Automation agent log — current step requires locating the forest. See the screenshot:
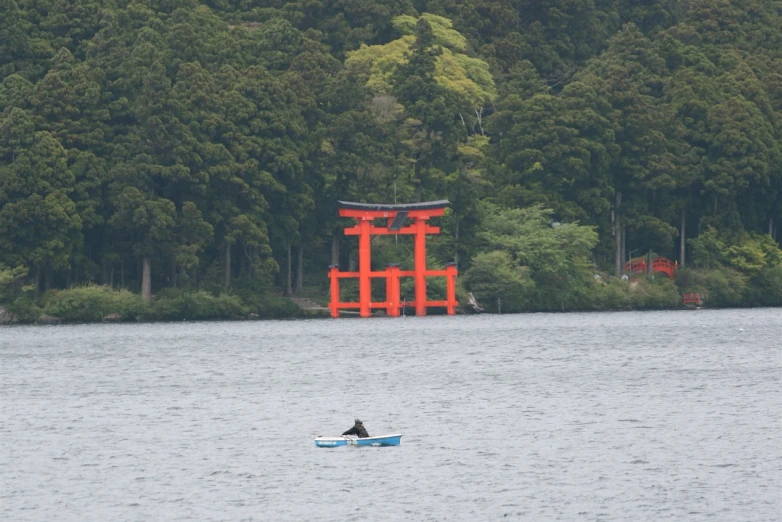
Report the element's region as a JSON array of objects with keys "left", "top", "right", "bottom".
[{"left": 1, "top": 0, "right": 781, "bottom": 322}]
